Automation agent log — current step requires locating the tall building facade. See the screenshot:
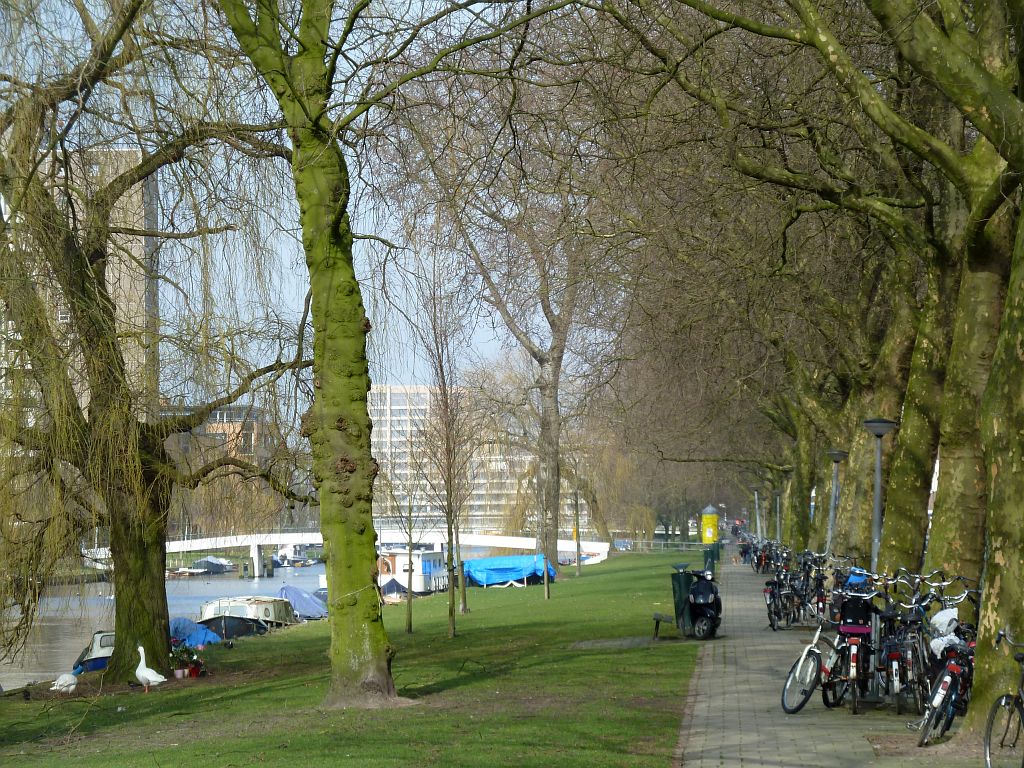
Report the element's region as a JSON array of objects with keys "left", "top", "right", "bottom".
[{"left": 368, "top": 384, "right": 590, "bottom": 539}]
